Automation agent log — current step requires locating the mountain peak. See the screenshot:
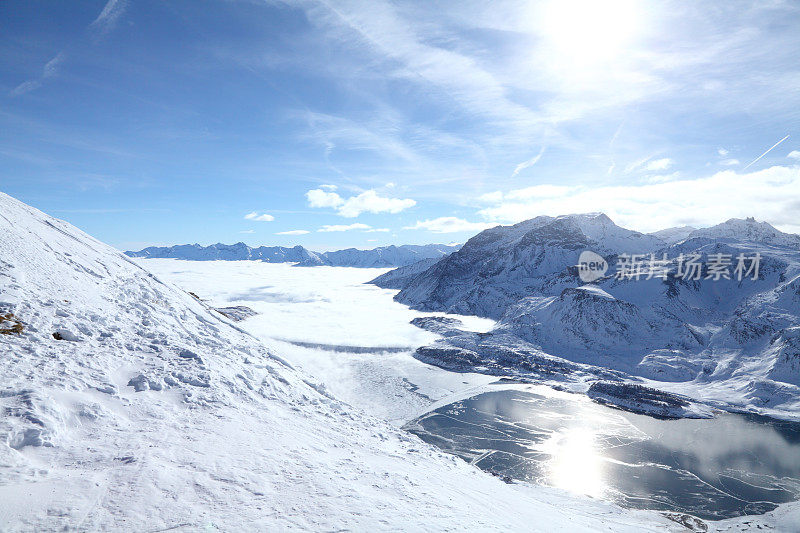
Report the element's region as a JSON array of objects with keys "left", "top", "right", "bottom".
[
  {"left": 125, "top": 242, "right": 460, "bottom": 267},
  {"left": 555, "top": 212, "right": 612, "bottom": 224},
  {"left": 688, "top": 218, "right": 799, "bottom": 246}
]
